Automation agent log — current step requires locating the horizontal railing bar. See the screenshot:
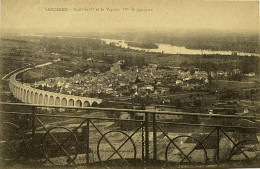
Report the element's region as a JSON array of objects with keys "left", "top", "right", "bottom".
[
  {"left": 1, "top": 102, "right": 259, "bottom": 120},
  {"left": 1, "top": 111, "right": 259, "bottom": 130},
  {"left": 213, "top": 108, "right": 237, "bottom": 110},
  {"left": 0, "top": 111, "right": 144, "bottom": 123},
  {"left": 154, "top": 121, "right": 259, "bottom": 130}
]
